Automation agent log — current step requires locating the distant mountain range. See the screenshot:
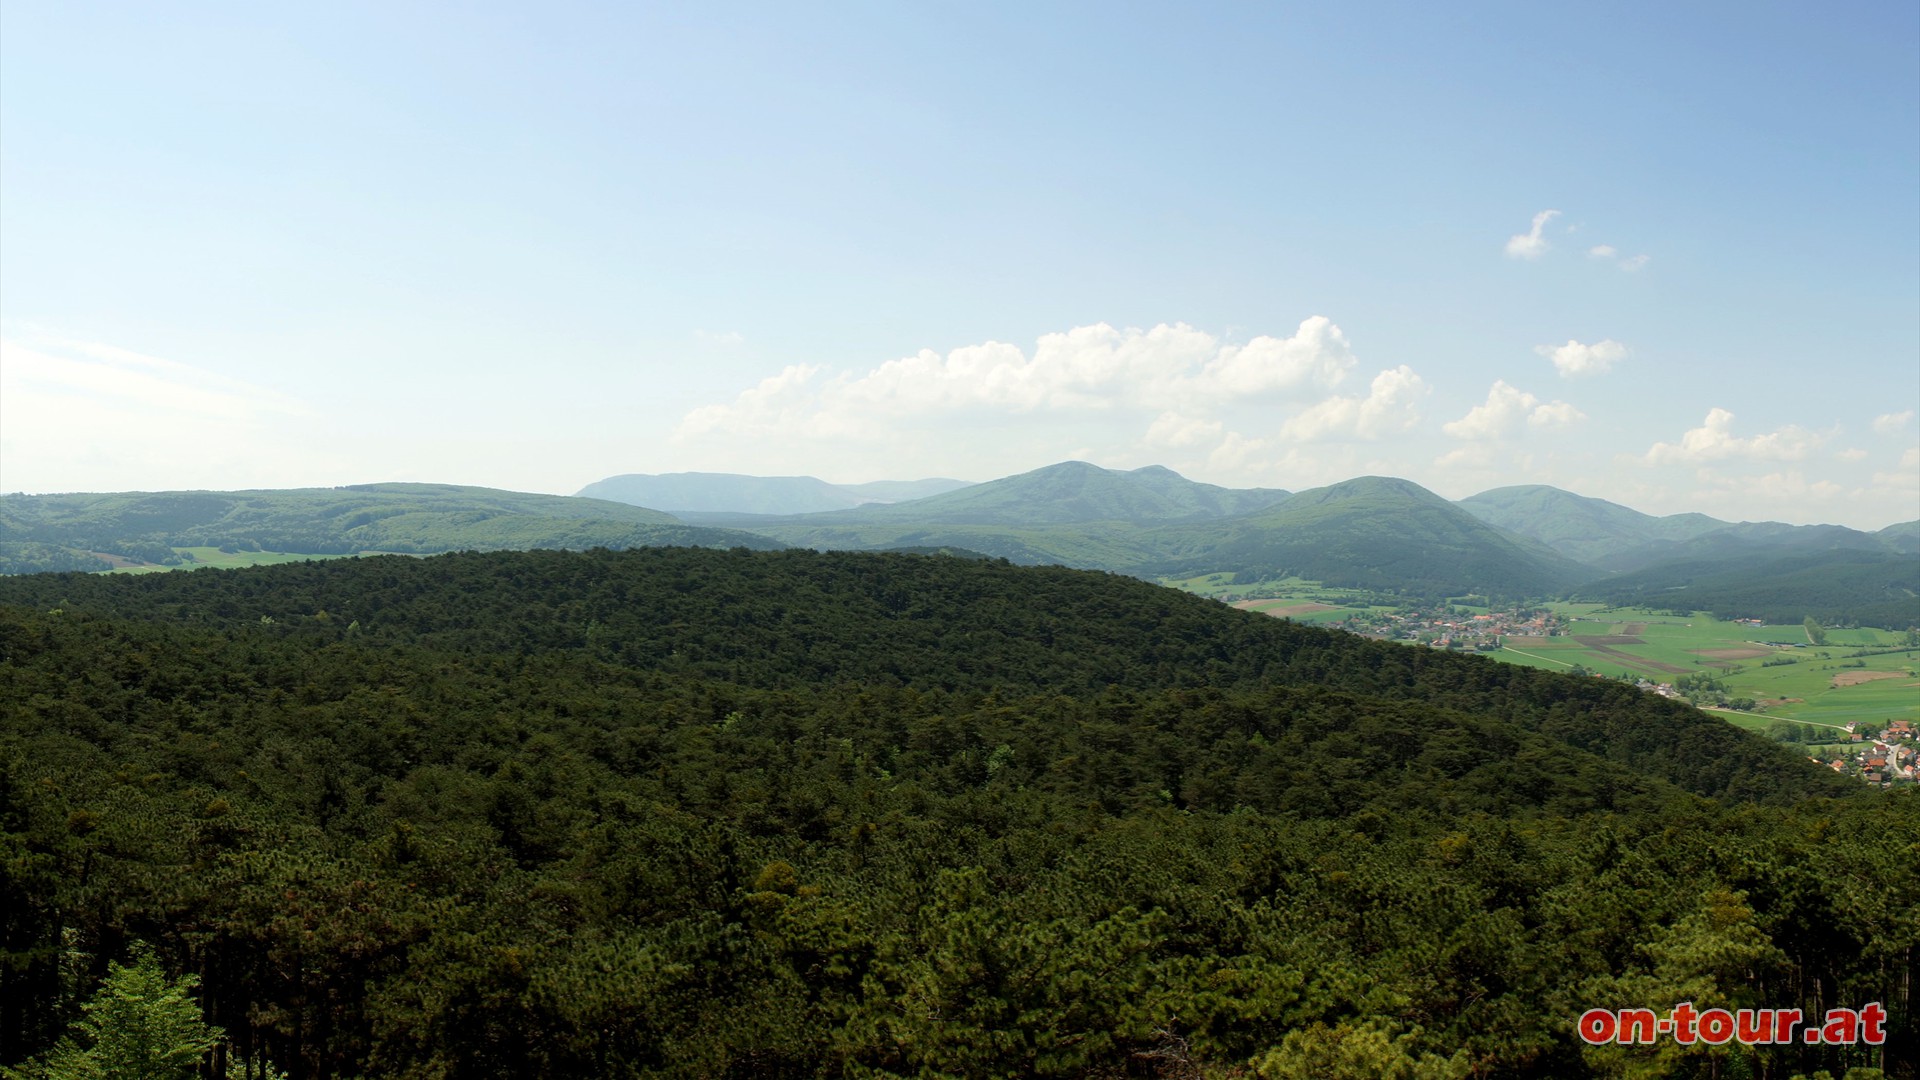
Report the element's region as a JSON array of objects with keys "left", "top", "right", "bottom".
[
  {"left": 1142, "top": 475, "right": 1594, "bottom": 597},
  {"left": 0, "top": 484, "right": 779, "bottom": 573},
  {"left": 7, "top": 465, "right": 1916, "bottom": 626},
  {"left": 576, "top": 472, "right": 973, "bottom": 515}
]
